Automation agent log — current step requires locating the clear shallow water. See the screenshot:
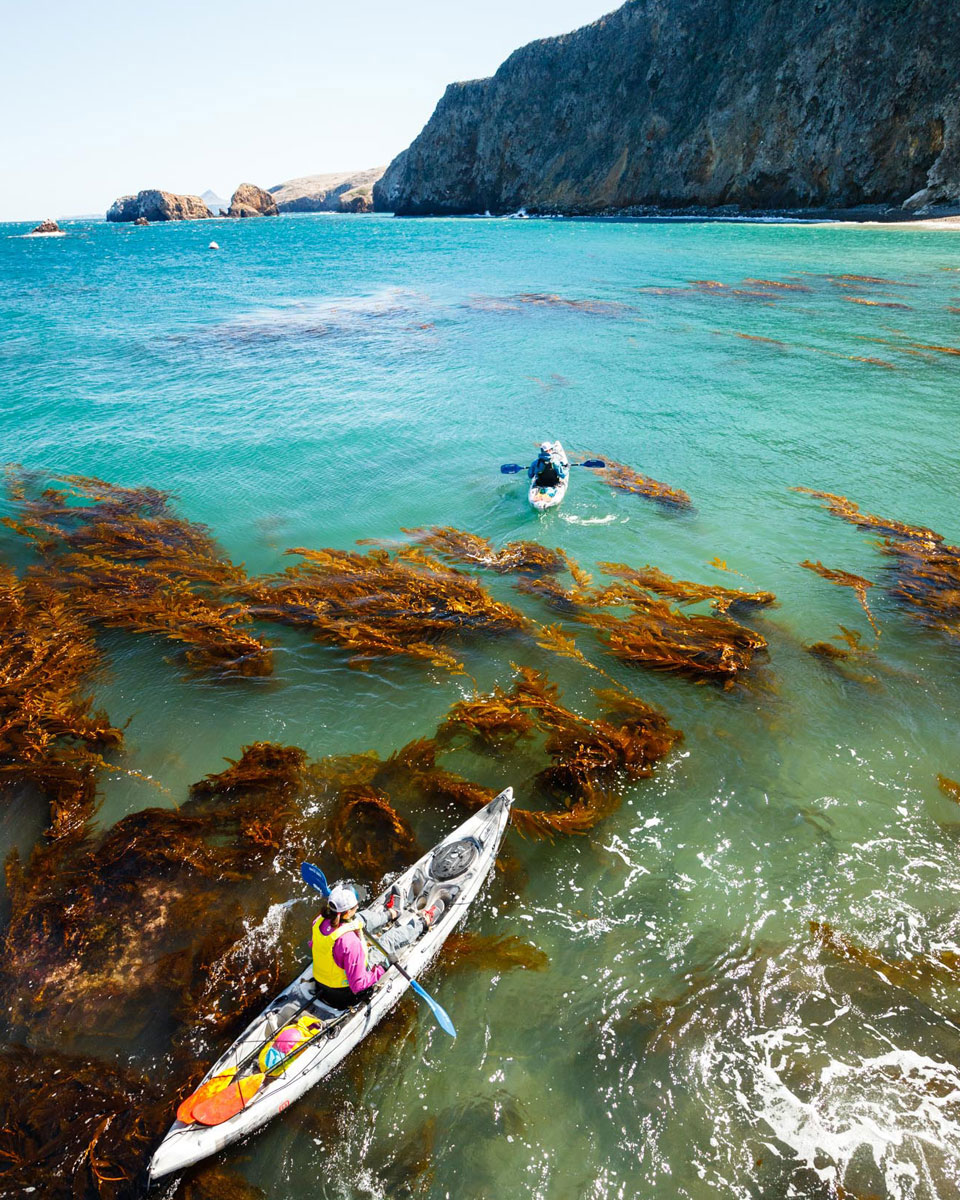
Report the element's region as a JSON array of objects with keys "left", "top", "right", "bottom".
[{"left": 2, "top": 213, "right": 960, "bottom": 1199}]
